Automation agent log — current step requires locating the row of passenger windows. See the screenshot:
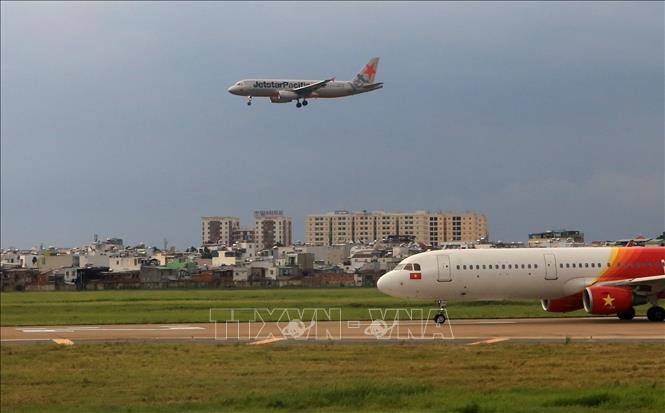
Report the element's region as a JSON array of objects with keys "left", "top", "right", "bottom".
[
  {"left": 560, "top": 261, "right": 660, "bottom": 269},
  {"left": 458, "top": 264, "right": 539, "bottom": 270},
  {"left": 562, "top": 262, "right": 602, "bottom": 269},
  {"left": 457, "top": 261, "right": 660, "bottom": 271},
  {"left": 397, "top": 261, "right": 660, "bottom": 272}
]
